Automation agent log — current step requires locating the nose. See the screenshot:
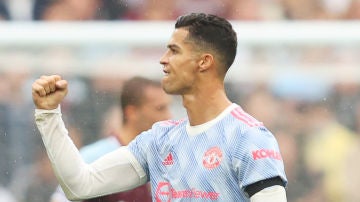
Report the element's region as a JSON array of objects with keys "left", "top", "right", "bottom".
[{"left": 159, "top": 50, "right": 169, "bottom": 65}]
